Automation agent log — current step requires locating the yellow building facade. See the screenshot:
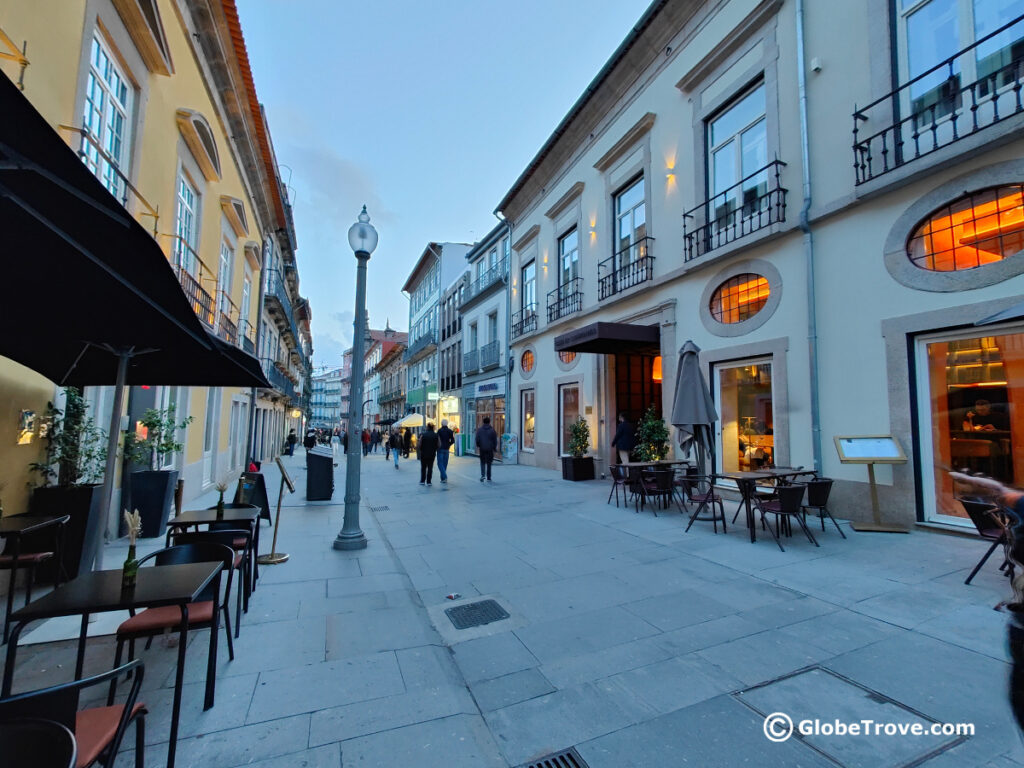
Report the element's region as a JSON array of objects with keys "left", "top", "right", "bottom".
[{"left": 0, "top": 0, "right": 311, "bottom": 534}]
